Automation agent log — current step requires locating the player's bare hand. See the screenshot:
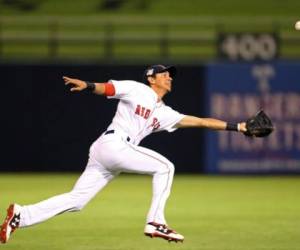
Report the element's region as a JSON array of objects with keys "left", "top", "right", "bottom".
[
  {"left": 63, "top": 76, "right": 87, "bottom": 92},
  {"left": 239, "top": 122, "right": 247, "bottom": 132}
]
